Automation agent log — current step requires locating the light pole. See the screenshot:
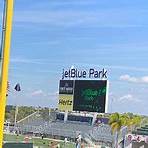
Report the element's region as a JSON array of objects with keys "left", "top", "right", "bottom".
[{"left": 14, "top": 83, "right": 21, "bottom": 126}]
